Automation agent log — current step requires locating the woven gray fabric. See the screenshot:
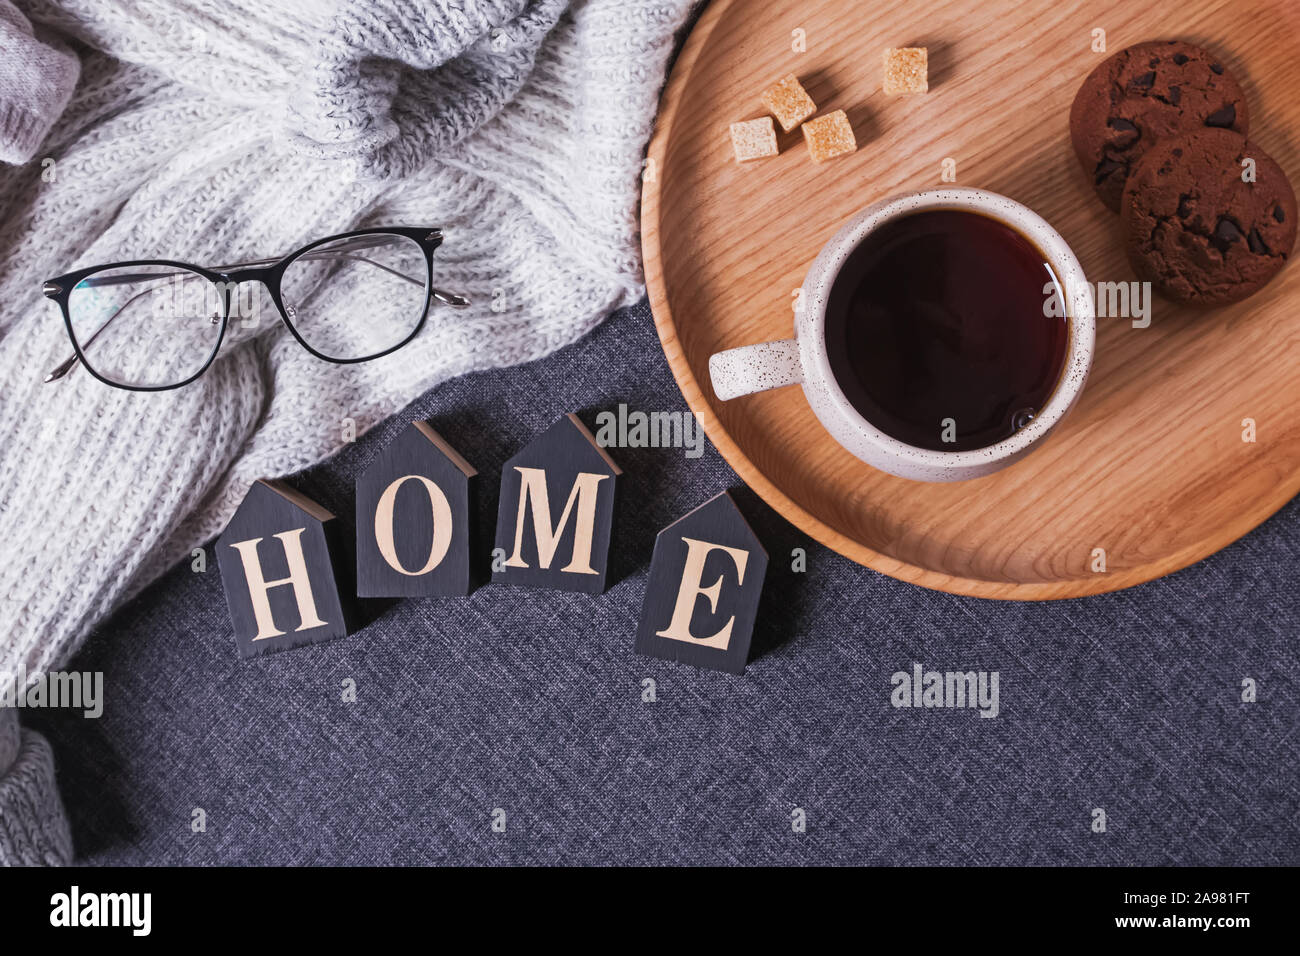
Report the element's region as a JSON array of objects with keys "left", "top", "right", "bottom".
[{"left": 27, "top": 300, "right": 1300, "bottom": 865}]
